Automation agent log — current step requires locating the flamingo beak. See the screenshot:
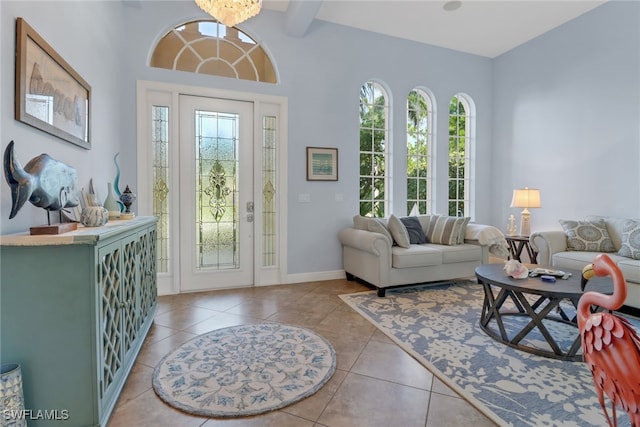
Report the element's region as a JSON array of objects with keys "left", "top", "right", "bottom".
[{"left": 581, "top": 263, "right": 595, "bottom": 291}]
